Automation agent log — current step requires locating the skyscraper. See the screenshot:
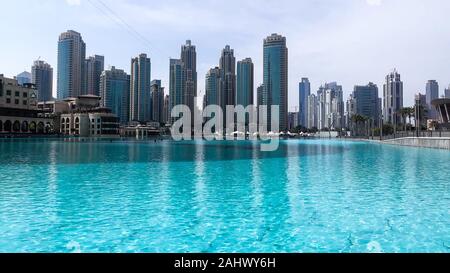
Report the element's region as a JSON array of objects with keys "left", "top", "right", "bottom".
[
  {"left": 100, "top": 66, "right": 130, "bottom": 124},
  {"left": 205, "top": 67, "right": 222, "bottom": 107},
  {"left": 353, "top": 82, "right": 380, "bottom": 126},
  {"left": 307, "top": 94, "right": 318, "bottom": 129},
  {"left": 383, "top": 69, "right": 403, "bottom": 125},
  {"left": 16, "top": 71, "right": 32, "bottom": 85},
  {"left": 298, "top": 78, "right": 311, "bottom": 127},
  {"left": 84, "top": 55, "right": 104, "bottom": 96},
  {"left": 220, "top": 45, "right": 236, "bottom": 109},
  {"left": 317, "top": 82, "right": 344, "bottom": 129},
  {"left": 257, "top": 84, "right": 264, "bottom": 108},
  {"left": 445, "top": 85, "right": 450, "bottom": 99},
  {"left": 151, "top": 80, "right": 165, "bottom": 124},
  {"left": 57, "top": 30, "right": 86, "bottom": 99},
  {"left": 180, "top": 40, "right": 197, "bottom": 117},
  {"left": 130, "top": 54, "right": 151, "bottom": 123},
  {"left": 169, "top": 59, "right": 185, "bottom": 123},
  {"left": 163, "top": 94, "right": 170, "bottom": 124},
  {"left": 236, "top": 58, "right": 254, "bottom": 107},
  {"left": 263, "top": 34, "right": 288, "bottom": 131},
  {"left": 426, "top": 80, "right": 439, "bottom": 119},
  {"left": 31, "top": 60, "right": 53, "bottom": 101}
]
